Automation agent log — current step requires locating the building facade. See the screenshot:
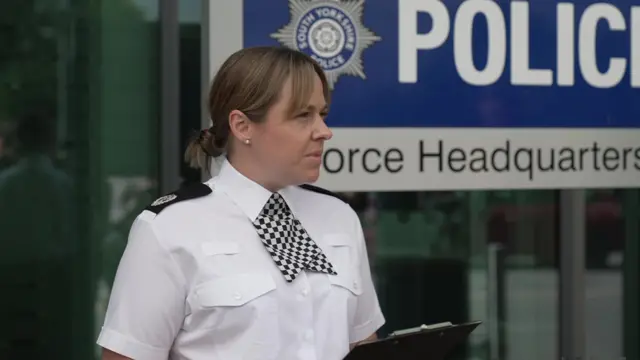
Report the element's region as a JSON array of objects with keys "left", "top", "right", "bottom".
[{"left": 0, "top": 1, "right": 637, "bottom": 359}]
